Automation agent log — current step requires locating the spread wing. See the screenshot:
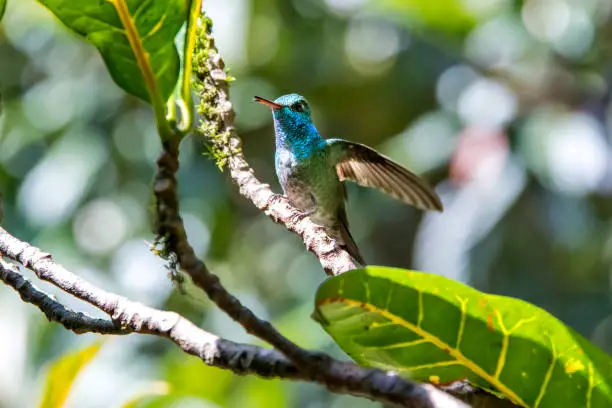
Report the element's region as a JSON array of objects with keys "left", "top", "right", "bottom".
[{"left": 327, "top": 139, "right": 443, "bottom": 211}]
